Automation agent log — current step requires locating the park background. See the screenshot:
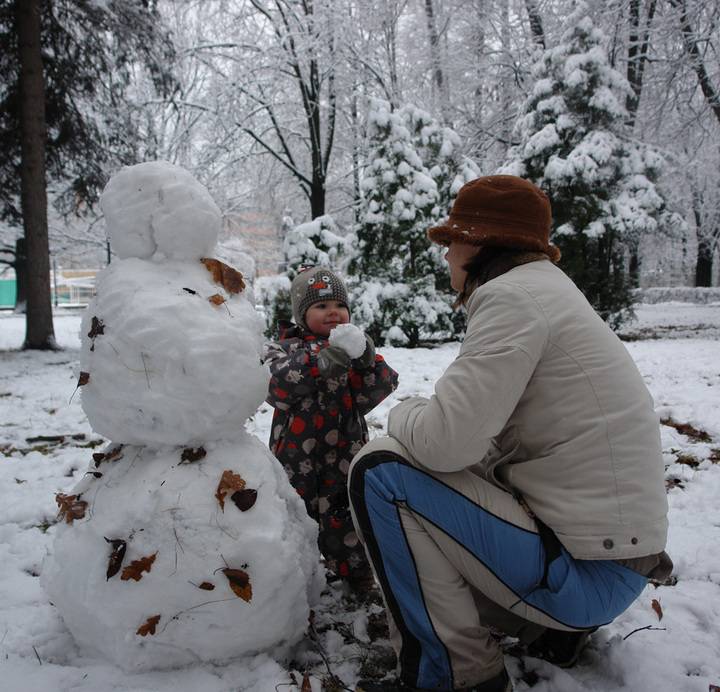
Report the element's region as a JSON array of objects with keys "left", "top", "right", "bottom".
[{"left": 1, "top": 1, "right": 720, "bottom": 690}]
